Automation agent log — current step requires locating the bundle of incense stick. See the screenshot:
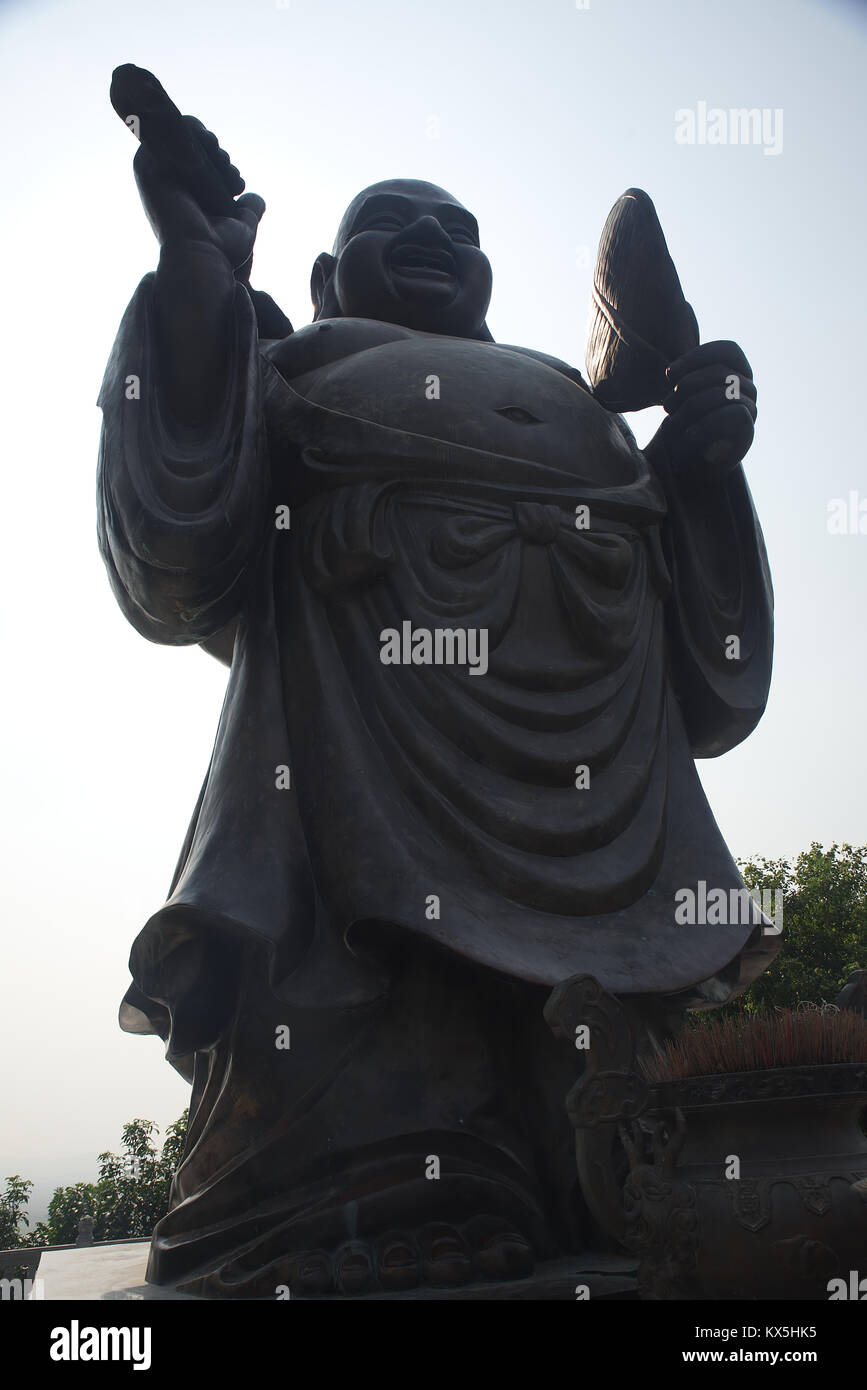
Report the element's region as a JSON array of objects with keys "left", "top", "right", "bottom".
[{"left": 110, "top": 63, "right": 245, "bottom": 218}]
